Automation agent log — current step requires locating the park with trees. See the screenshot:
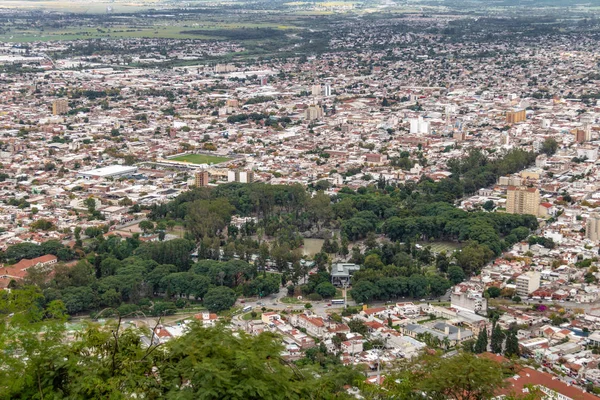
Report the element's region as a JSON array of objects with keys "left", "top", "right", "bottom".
[{"left": 0, "top": 147, "right": 541, "bottom": 317}]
